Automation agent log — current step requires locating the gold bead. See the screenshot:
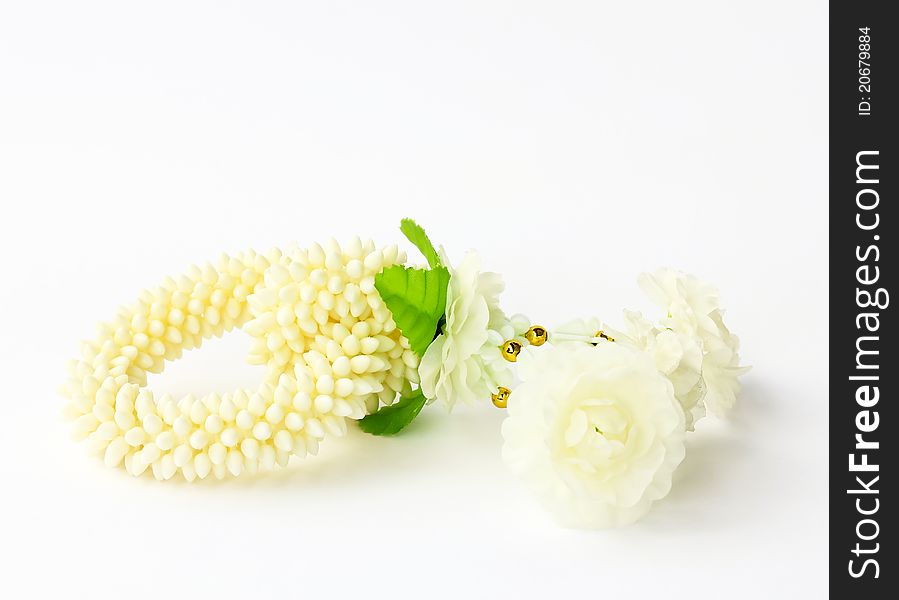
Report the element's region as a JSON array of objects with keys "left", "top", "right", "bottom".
[
  {"left": 492, "top": 386, "right": 511, "bottom": 409},
  {"left": 594, "top": 330, "right": 615, "bottom": 344},
  {"left": 525, "top": 325, "right": 548, "bottom": 346},
  {"left": 501, "top": 339, "right": 522, "bottom": 362}
]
